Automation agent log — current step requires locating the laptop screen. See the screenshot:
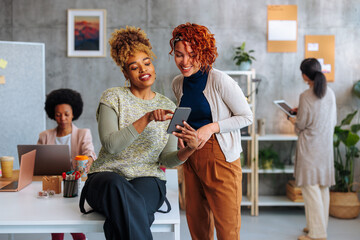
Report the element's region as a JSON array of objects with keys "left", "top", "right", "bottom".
[{"left": 17, "top": 145, "right": 71, "bottom": 175}]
